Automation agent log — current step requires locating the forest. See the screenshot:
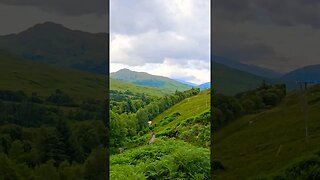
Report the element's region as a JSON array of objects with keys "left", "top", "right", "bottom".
[{"left": 0, "top": 89, "right": 107, "bottom": 179}]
